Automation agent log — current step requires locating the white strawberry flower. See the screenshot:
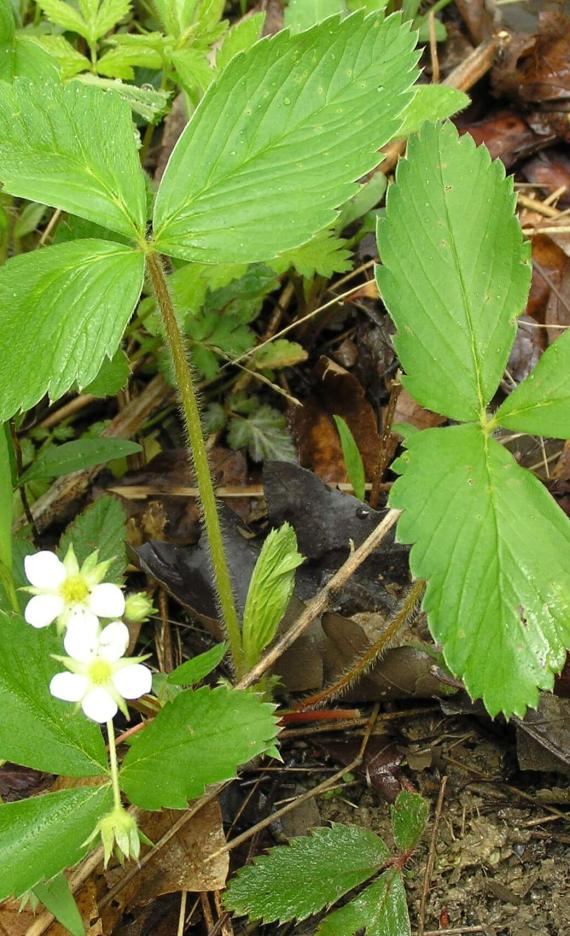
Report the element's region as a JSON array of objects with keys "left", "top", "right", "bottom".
[
  {"left": 23, "top": 546, "right": 125, "bottom": 632},
  {"left": 50, "top": 618, "right": 152, "bottom": 723}
]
